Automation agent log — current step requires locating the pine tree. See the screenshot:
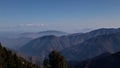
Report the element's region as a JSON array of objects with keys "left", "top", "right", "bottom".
[{"left": 43, "top": 51, "right": 68, "bottom": 68}]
